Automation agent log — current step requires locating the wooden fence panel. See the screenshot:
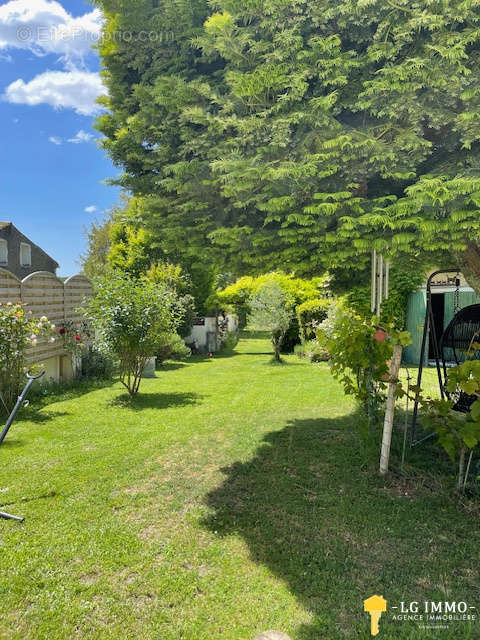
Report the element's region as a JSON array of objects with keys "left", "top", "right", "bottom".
[
  {"left": 64, "top": 275, "right": 93, "bottom": 324},
  {"left": 0, "top": 268, "right": 21, "bottom": 303},
  {"left": 0, "top": 270, "right": 93, "bottom": 364},
  {"left": 21, "top": 272, "right": 66, "bottom": 363}
]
